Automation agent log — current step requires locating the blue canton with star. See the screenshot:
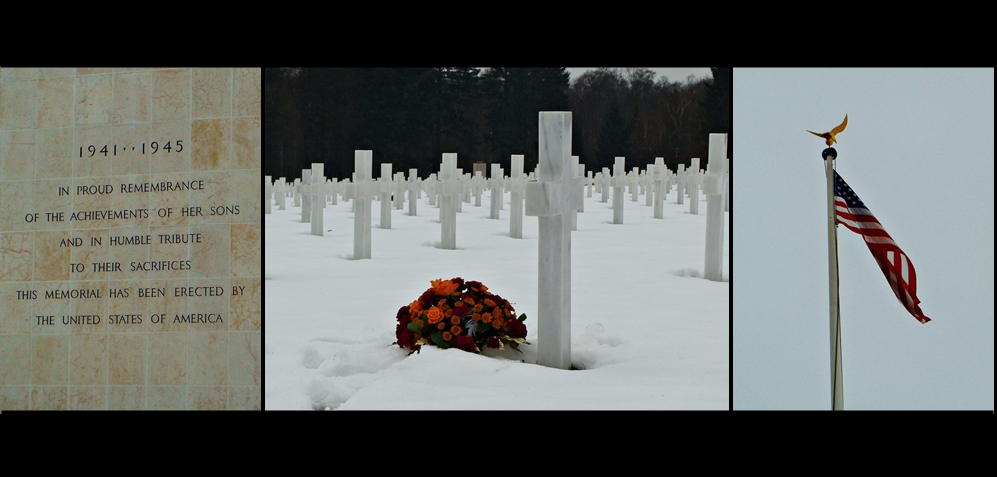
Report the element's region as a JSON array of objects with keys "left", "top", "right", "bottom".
[{"left": 834, "top": 171, "right": 868, "bottom": 210}]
